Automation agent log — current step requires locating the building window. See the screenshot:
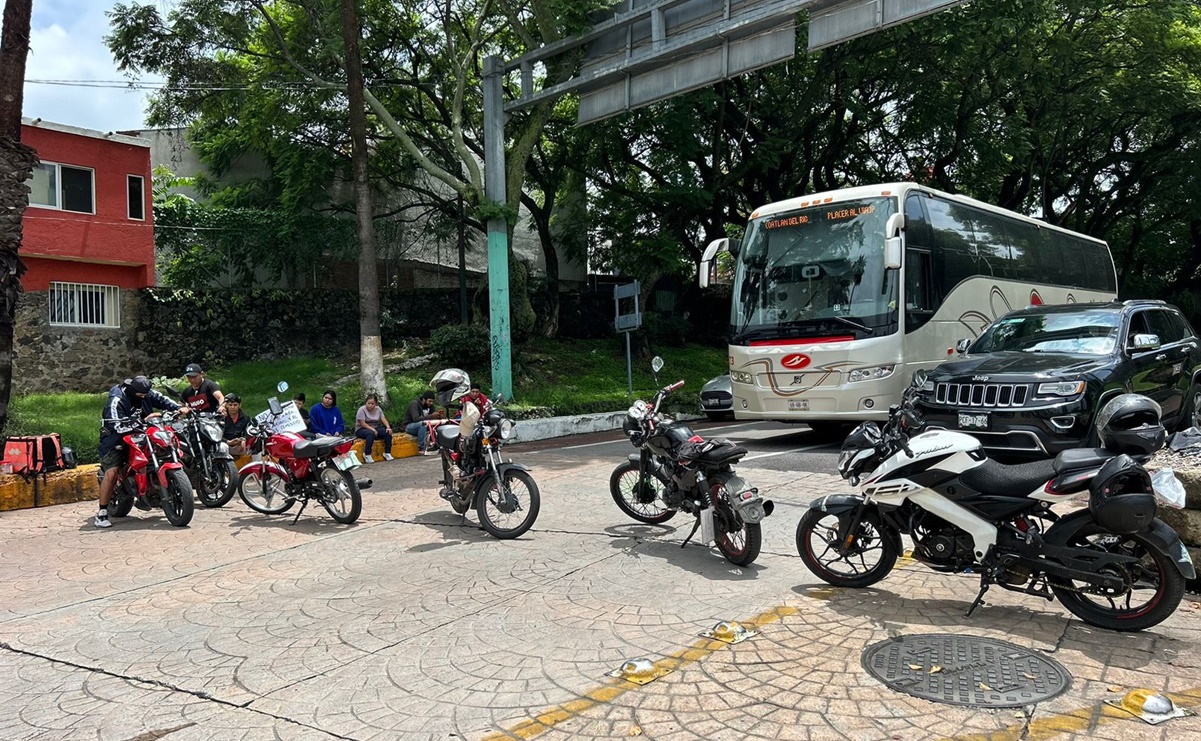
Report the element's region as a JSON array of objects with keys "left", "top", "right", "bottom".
[
  {"left": 49, "top": 282, "right": 121, "bottom": 328},
  {"left": 127, "top": 175, "right": 145, "bottom": 220},
  {"left": 27, "top": 162, "right": 95, "bottom": 214}
]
